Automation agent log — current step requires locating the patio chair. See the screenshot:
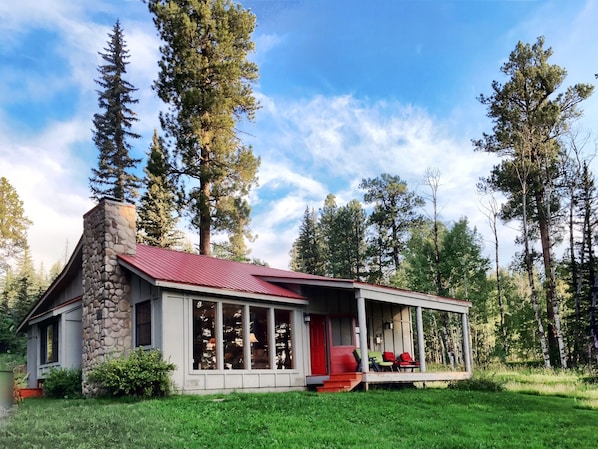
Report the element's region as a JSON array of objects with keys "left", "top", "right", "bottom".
[
  {"left": 383, "top": 351, "right": 420, "bottom": 372},
  {"left": 354, "top": 349, "right": 393, "bottom": 372}
]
